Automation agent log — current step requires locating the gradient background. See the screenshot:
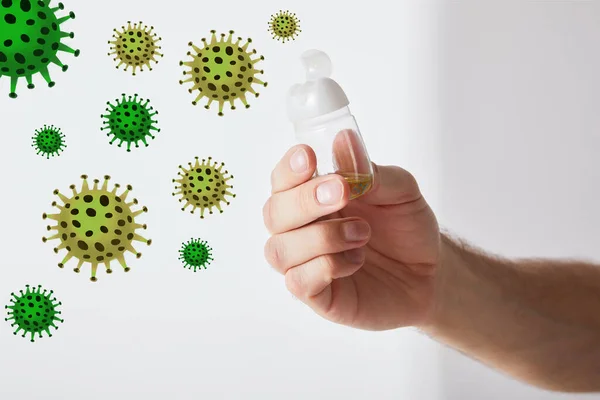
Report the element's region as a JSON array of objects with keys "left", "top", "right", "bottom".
[{"left": 0, "top": 0, "right": 598, "bottom": 399}]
